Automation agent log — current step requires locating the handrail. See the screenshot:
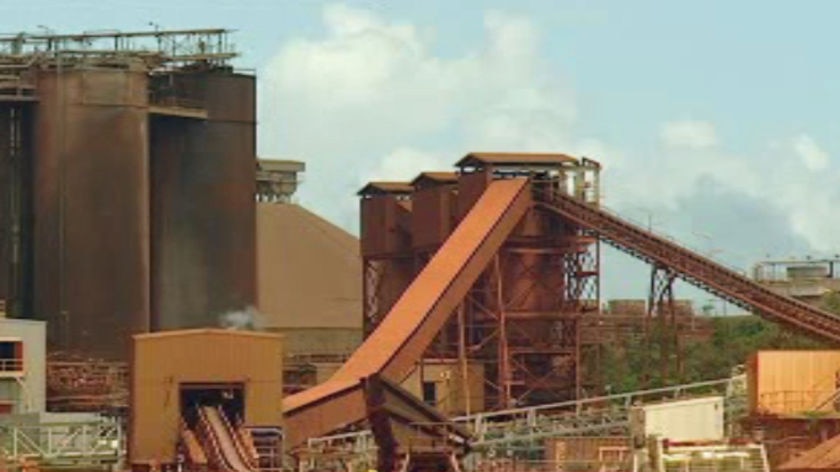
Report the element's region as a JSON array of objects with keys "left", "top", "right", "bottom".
[
  {"left": 0, "top": 419, "right": 123, "bottom": 464},
  {"left": 0, "top": 358, "right": 23, "bottom": 372},
  {"left": 307, "top": 375, "right": 743, "bottom": 451},
  {"left": 454, "top": 377, "right": 735, "bottom": 424}
]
